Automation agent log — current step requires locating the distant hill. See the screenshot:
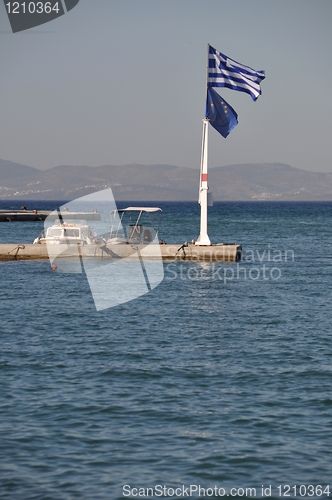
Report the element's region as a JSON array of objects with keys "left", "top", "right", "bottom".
[
  {"left": 2, "top": 159, "right": 332, "bottom": 201},
  {"left": 0, "top": 159, "right": 40, "bottom": 182},
  {"left": 208, "top": 163, "right": 332, "bottom": 201}
]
